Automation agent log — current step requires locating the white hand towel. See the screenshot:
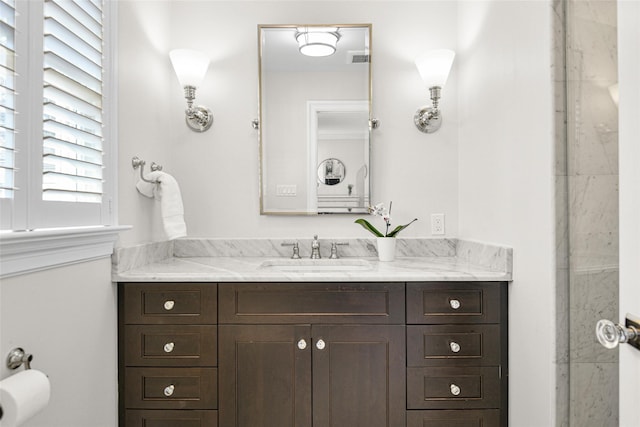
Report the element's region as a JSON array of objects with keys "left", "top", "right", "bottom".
[{"left": 135, "top": 171, "right": 187, "bottom": 240}]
